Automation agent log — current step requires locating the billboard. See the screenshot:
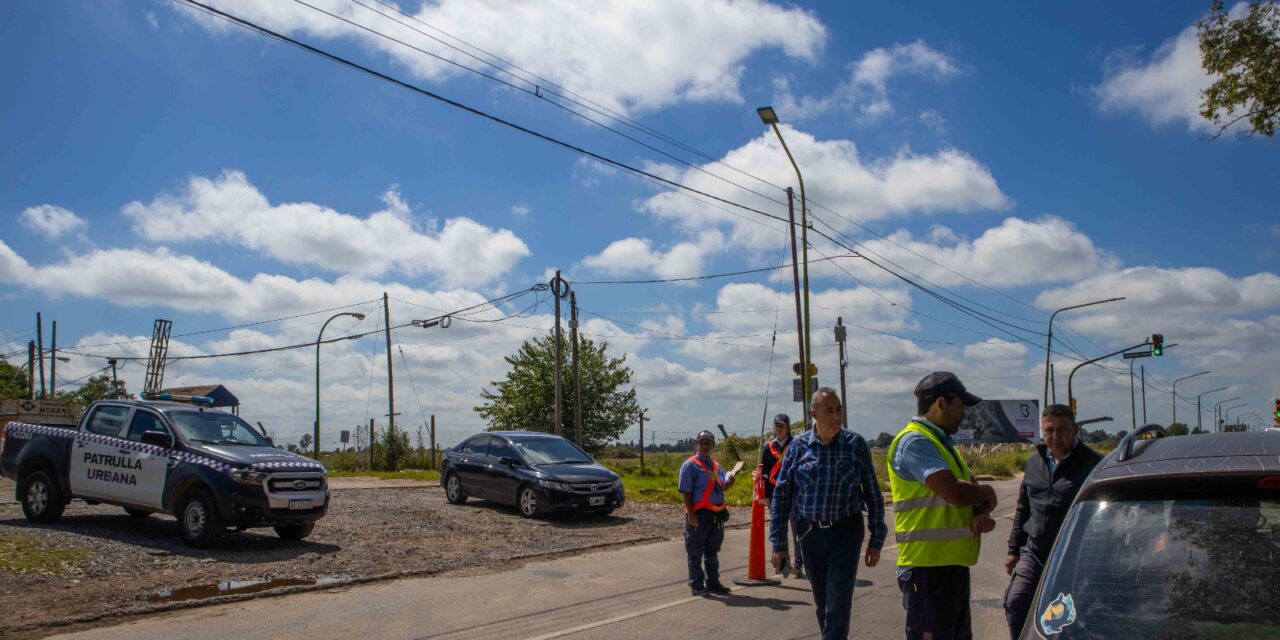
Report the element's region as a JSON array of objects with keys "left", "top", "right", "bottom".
[{"left": 955, "top": 400, "right": 1039, "bottom": 444}]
